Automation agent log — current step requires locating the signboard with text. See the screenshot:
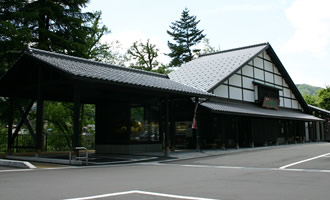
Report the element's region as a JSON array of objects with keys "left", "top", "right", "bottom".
[{"left": 262, "top": 97, "right": 280, "bottom": 110}]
